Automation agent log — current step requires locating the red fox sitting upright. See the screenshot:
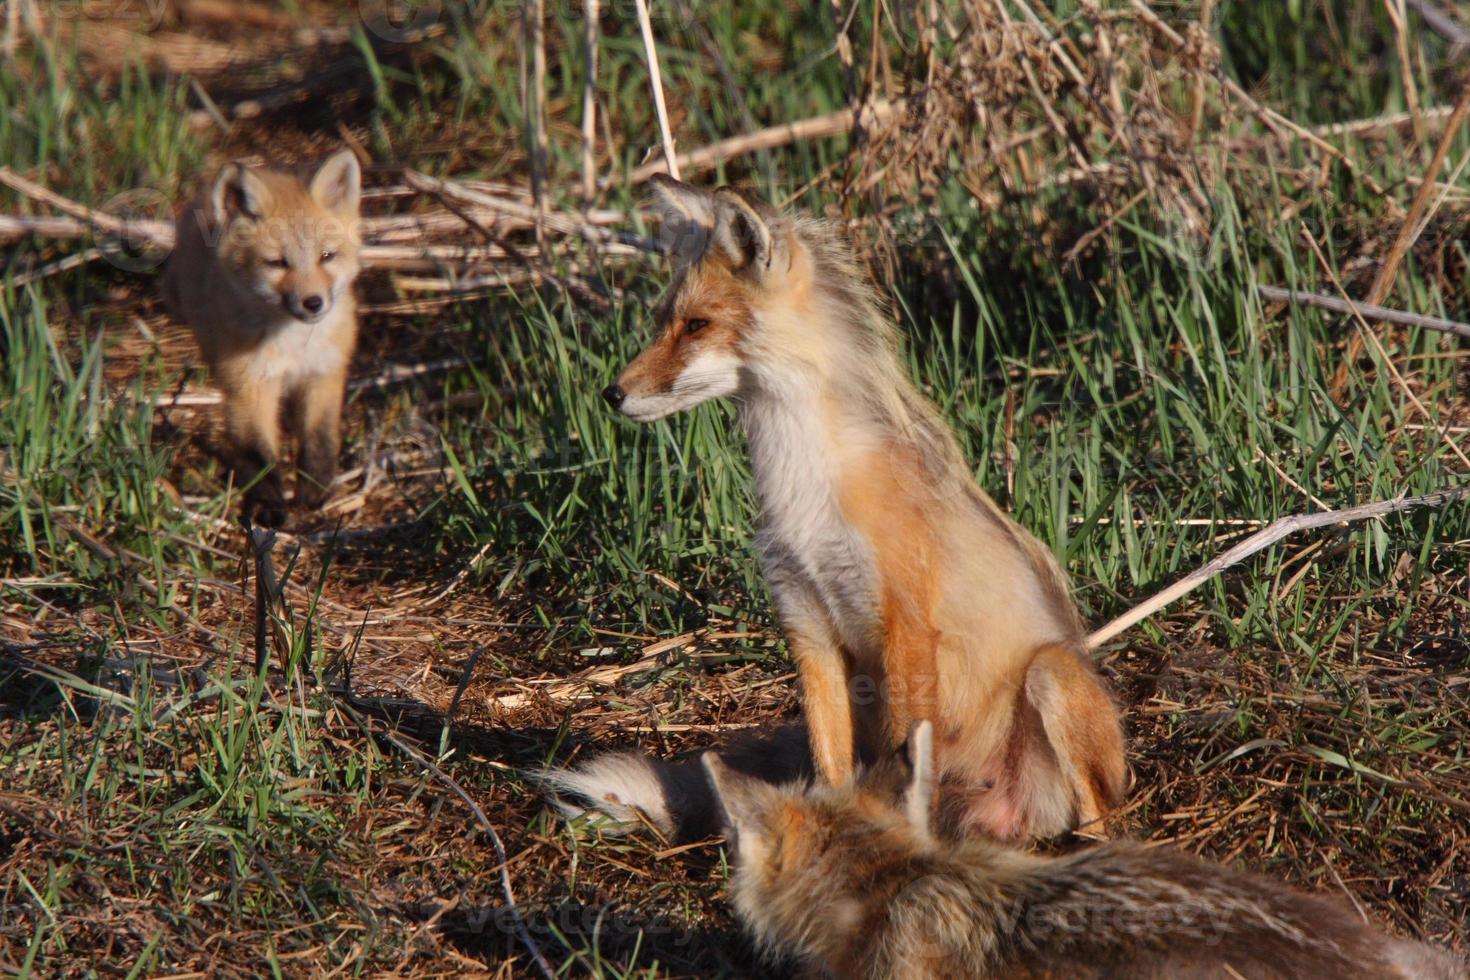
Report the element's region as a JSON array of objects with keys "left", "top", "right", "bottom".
[{"left": 550, "top": 177, "right": 1125, "bottom": 841}]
